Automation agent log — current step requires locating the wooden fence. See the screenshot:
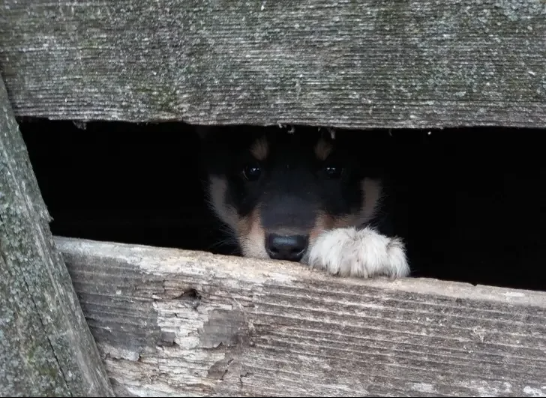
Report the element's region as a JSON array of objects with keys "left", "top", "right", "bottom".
[{"left": 1, "top": 0, "right": 545, "bottom": 396}]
